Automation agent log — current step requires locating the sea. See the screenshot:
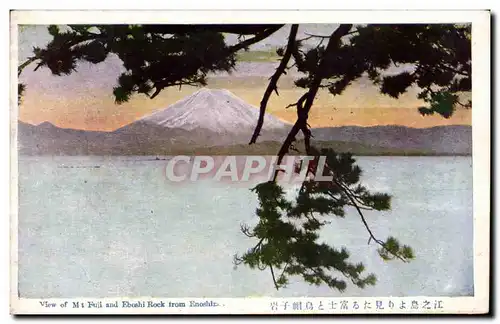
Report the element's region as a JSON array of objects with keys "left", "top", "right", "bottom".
[{"left": 17, "top": 156, "right": 474, "bottom": 298}]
